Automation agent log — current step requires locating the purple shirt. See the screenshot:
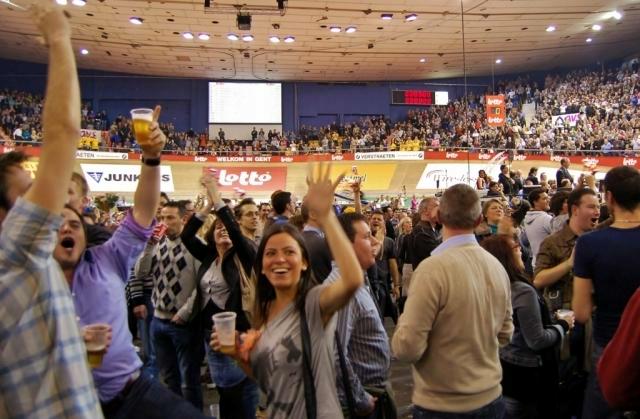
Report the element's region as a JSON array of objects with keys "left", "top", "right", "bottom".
[{"left": 71, "top": 212, "right": 154, "bottom": 402}]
